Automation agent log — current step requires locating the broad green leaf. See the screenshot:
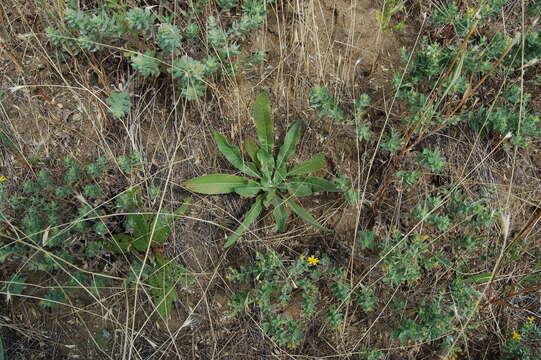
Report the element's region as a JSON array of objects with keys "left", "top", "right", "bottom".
[
  {"left": 253, "top": 93, "right": 274, "bottom": 153},
  {"left": 276, "top": 120, "right": 301, "bottom": 170},
  {"left": 286, "top": 179, "right": 313, "bottom": 197},
  {"left": 132, "top": 236, "right": 151, "bottom": 252},
  {"left": 128, "top": 213, "right": 150, "bottom": 239},
  {"left": 287, "top": 154, "right": 326, "bottom": 176},
  {"left": 257, "top": 149, "right": 275, "bottom": 179},
  {"left": 105, "top": 234, "right": 133, "bottom": 253},
  {"left": 263, "top": 189, "right": 278, "bottom": 208},
  {"left": 214, "top": 133, "right": 261, "bottom": 178},
  {"left": 273, "top": 165, "right": 287, "bottom": 184},
  {"left": 155, "top": 254, "right": 193, "bottom": 283},
  {"left": 145, "top": 197, "right": 193, "bottom": 248},
  {"left": 272, "top": 198, "right": 289, "bottom": 232},
  {"left": 173, "top": 197, "right": 192, "bottom": 217},
  {"left": 463, "top": 273, "right": 492, "bottom": 284},
  {"left": 285, "top": 198, "right": 330, "bottom": 231},
  {"left": 149, "top": 266, "right": 177, "bottom": 319},
  {"left": 300, "top": 177, "right": 341, "bottom": 193},
  {"left": 184, "top": 174, "right": 248, "bottom": 194},
  {"left": 224, "top": 195, "right": 264, "bottom": 248},
  {"left": 234, "top": 180, "right": 262, "bottom": 197},
  {"left": 245, "top": 137, "right": 260, "bottom": 163}
]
